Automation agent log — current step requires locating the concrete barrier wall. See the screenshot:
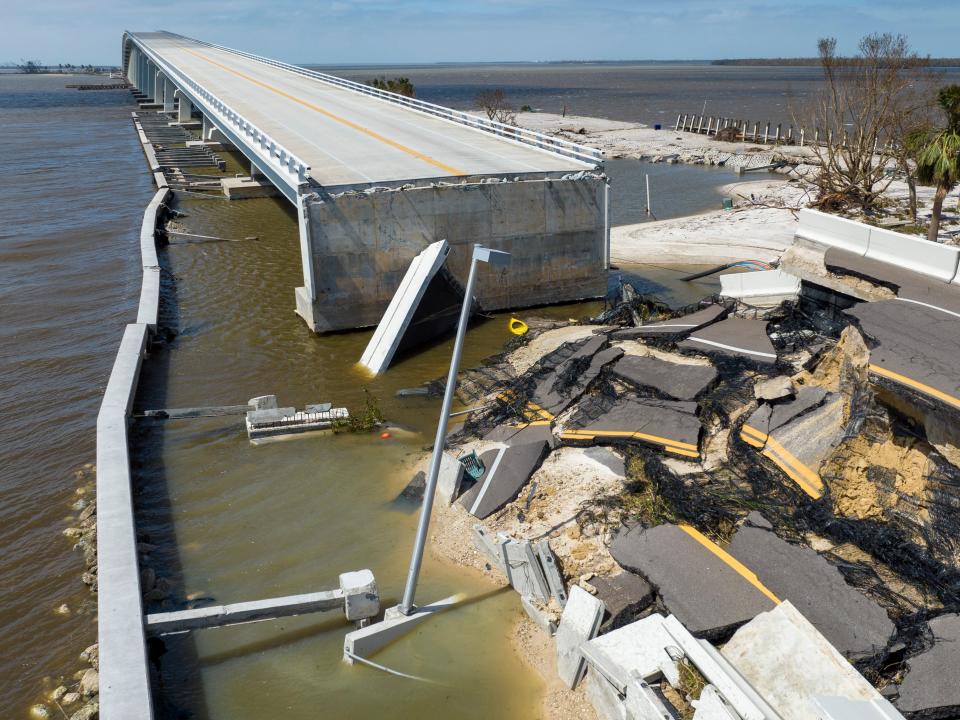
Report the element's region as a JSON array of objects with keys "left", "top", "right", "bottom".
[
  {"left": 97, "top": 323, "right": 154, "bottom": 720},
  {"left": 295, "top": 174, "right": 607, "bottom": 332},
  {"left": 797, "top": 209, "right": 960, "bottom": 283},
  {"left": 97, "top": 131, "right": 168, "bottom": 718},
  {"left": 795, "top": 209, "right": 870, "bottom": 256},
  {"left": 137, "top": 188, "right": 168, "bottom": 329}
]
